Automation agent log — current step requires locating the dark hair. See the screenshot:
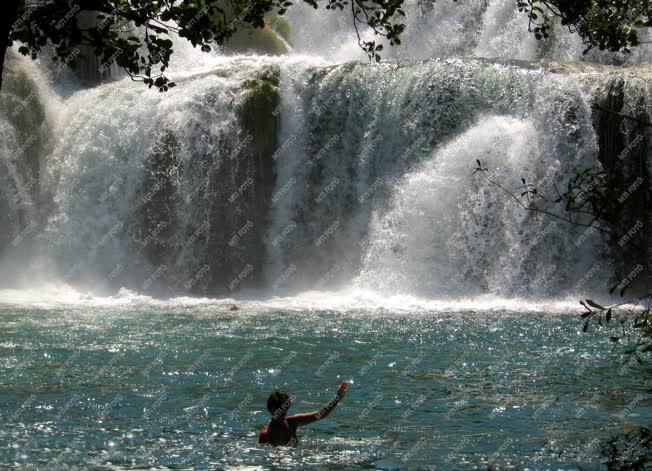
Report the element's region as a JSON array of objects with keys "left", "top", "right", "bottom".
[{"left": 267, "top": 391, "right": 291, "bottom": 418}]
